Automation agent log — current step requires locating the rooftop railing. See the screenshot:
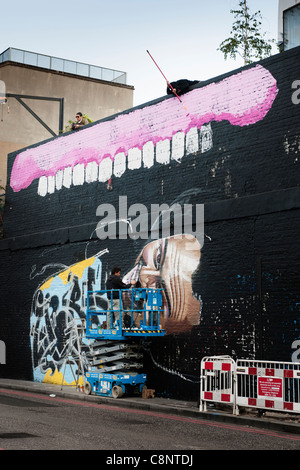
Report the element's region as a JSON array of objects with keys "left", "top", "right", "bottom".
[{"left": 0, "top": 47, "right": 127, "bottom": 84}]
